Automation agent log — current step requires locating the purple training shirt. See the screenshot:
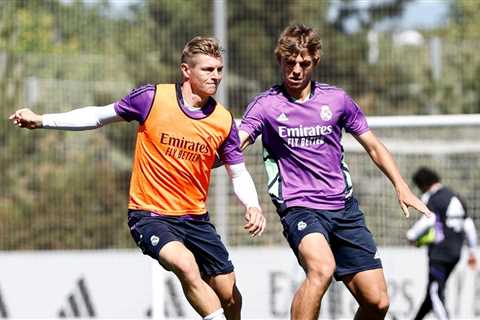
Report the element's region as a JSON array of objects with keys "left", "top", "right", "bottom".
[
  {"left": 114, "top": 83, "right": 244, "bottom": 165},
  {"left": 240, "top": 81, "right": 369, "bottom": 211}
]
